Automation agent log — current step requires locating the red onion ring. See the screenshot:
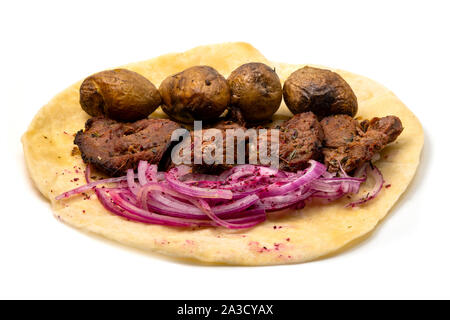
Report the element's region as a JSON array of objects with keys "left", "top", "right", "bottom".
[{"left": 56, "top": 160, "right": 384, "bottom": 229}]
